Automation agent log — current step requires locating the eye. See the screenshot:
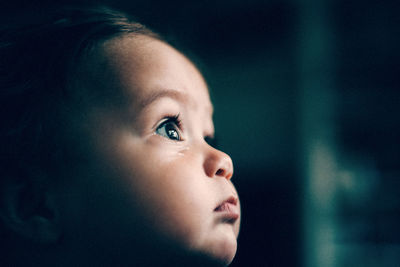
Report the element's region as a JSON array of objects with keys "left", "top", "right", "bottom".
[{"left": 155, "top": 116, "right": 182, "bottom": 141}]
